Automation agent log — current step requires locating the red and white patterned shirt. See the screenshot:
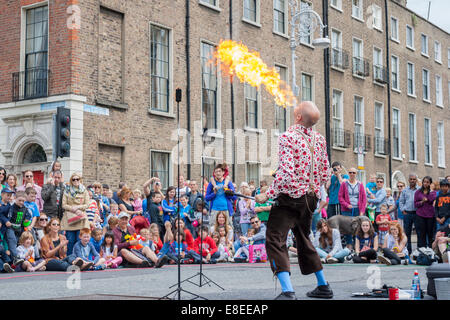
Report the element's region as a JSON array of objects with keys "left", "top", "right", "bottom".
[{"left": 267, "top": 124, "right": 331, "bottom": 199}]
